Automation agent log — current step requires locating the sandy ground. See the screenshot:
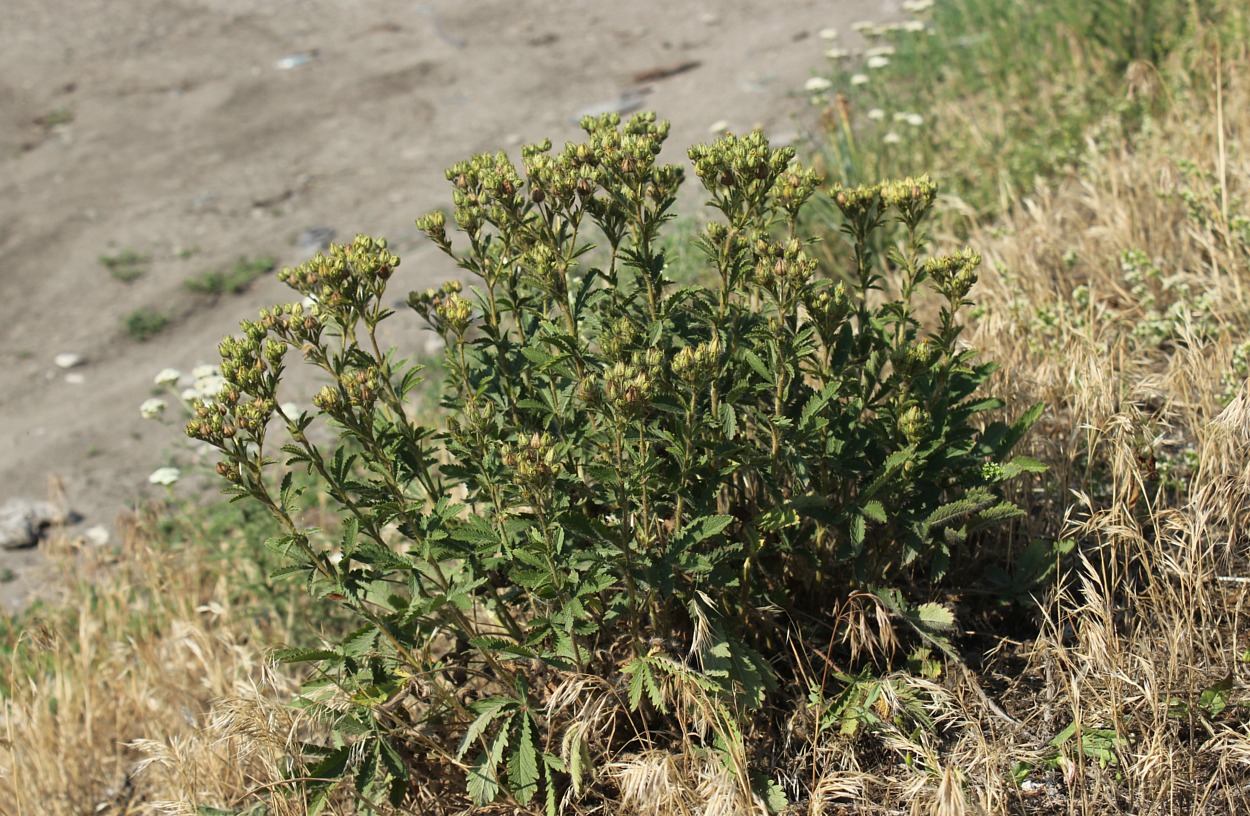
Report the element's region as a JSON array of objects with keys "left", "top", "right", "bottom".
[{"left": 0, "top": 0, "right": 898, "bottom": 607}]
